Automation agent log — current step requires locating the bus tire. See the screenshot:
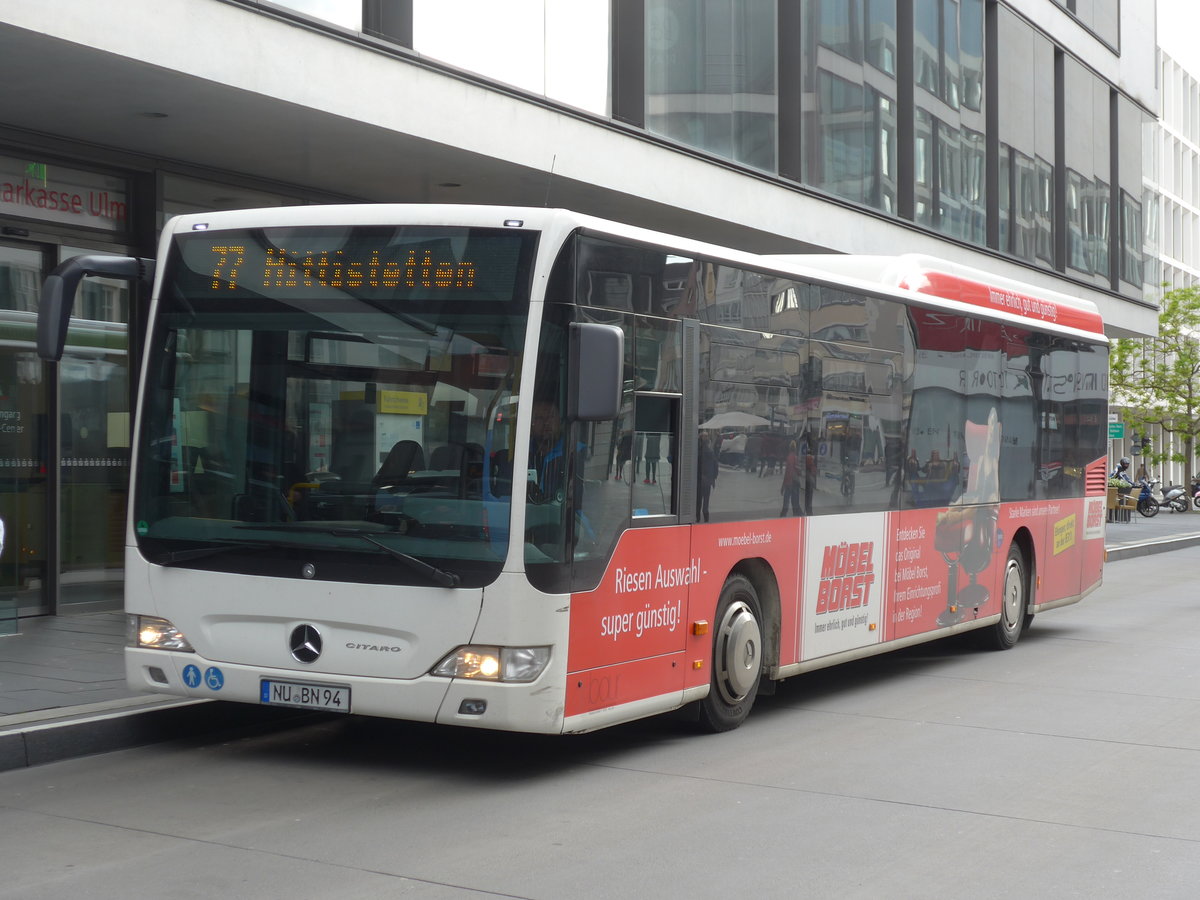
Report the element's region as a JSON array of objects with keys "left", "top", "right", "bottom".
[
  {"left": 698, "top": 575, "right": 763, "bottom": 732},
  {"left": 986, "top": 544, "right": 1028, "bottom": 651}
]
